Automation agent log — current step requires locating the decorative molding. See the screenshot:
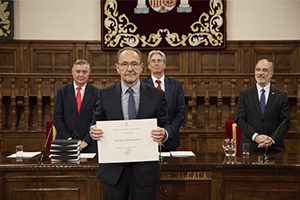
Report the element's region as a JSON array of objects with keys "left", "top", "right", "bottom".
[{"left": 101, "top": 0, "right": 226, "bottom": 50}]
